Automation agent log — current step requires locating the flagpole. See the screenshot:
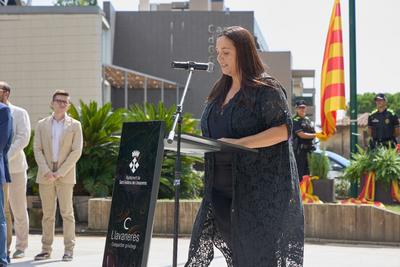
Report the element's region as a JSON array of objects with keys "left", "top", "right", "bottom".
[{"left": 349, "top": 0, "right": 358, "bottom": 197}]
